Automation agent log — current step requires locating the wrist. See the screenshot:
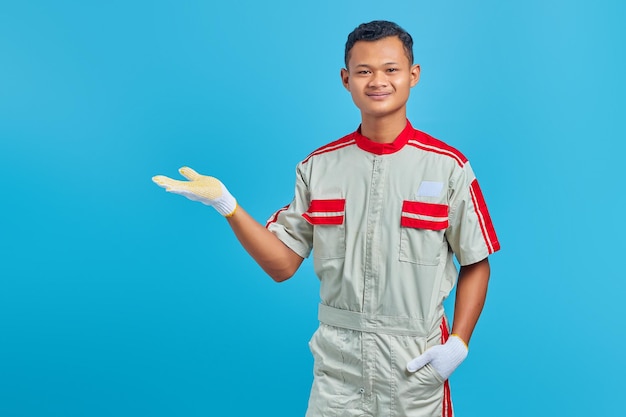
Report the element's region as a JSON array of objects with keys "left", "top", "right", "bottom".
[
  {"left": 223, "top": 201, "right": 238, "bottom": 218},
  {"left": 212, "top": 192, "right": 237, "bottom": 217},
  {"left": 449, "top": 334, "right": 469, "bottom": 350}
]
